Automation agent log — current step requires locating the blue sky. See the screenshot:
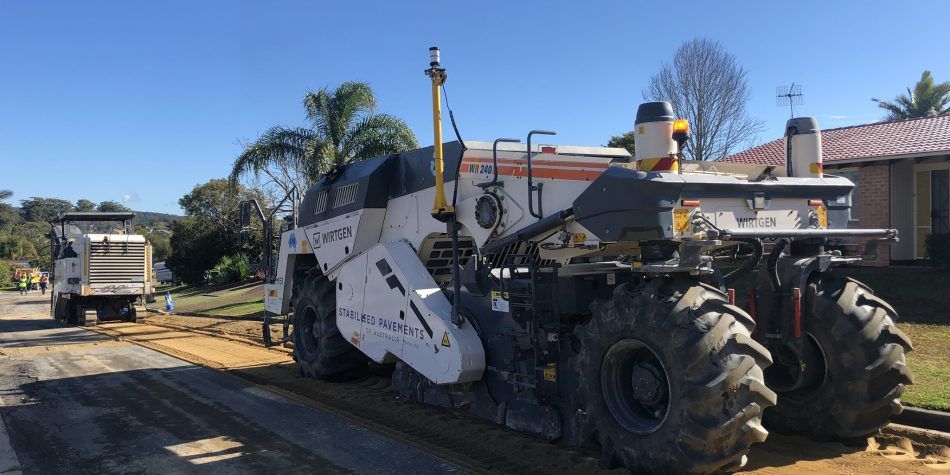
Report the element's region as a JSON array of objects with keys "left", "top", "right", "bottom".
[{"left": 2, "top": 0, "right": 948, "bottom": 214}]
